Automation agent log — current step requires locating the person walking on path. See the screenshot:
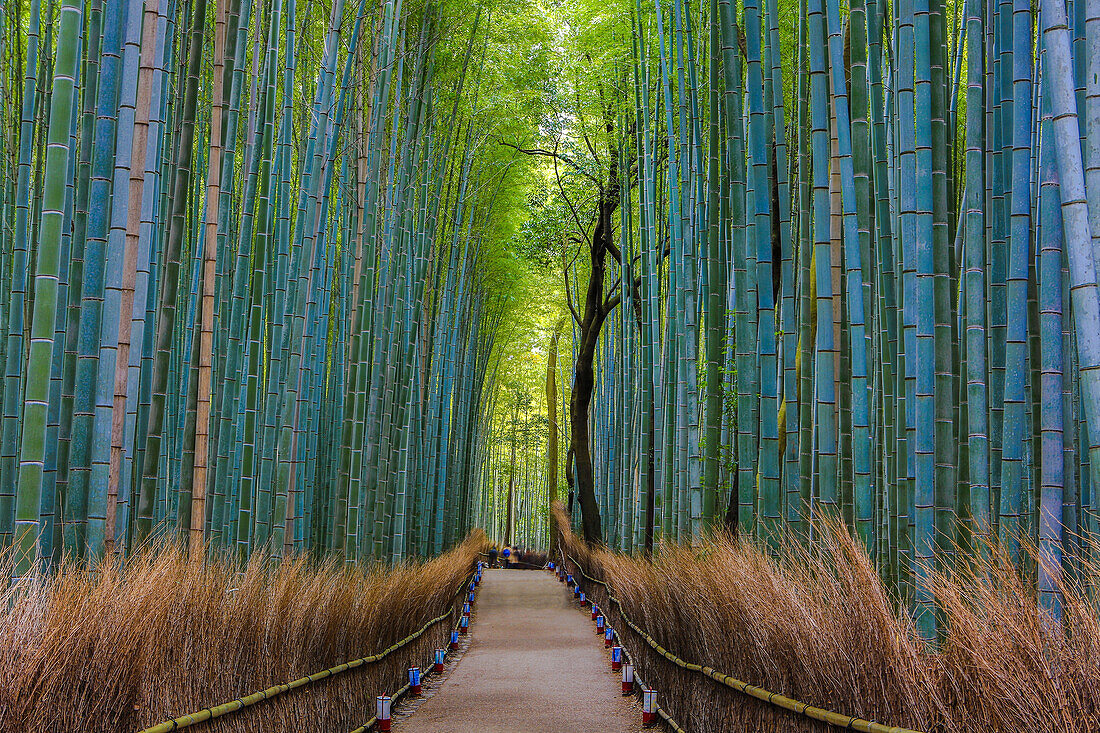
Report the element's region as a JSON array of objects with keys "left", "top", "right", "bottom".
[{"left": 488, "top": 546, "right": 499, "bottom": 568}]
